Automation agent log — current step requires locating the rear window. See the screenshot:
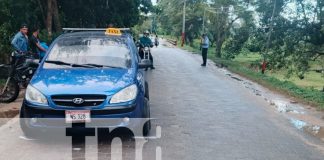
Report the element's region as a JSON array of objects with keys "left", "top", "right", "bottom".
[{"left": 44, "top": 36, "right": 132, "bottom": 69}]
